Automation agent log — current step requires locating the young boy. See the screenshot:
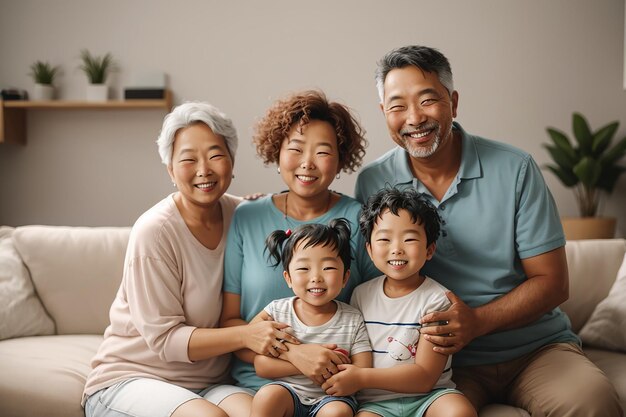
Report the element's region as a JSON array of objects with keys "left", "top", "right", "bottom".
[{"left": 322, "top": 188, "right": 476, "bottom": 417}]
